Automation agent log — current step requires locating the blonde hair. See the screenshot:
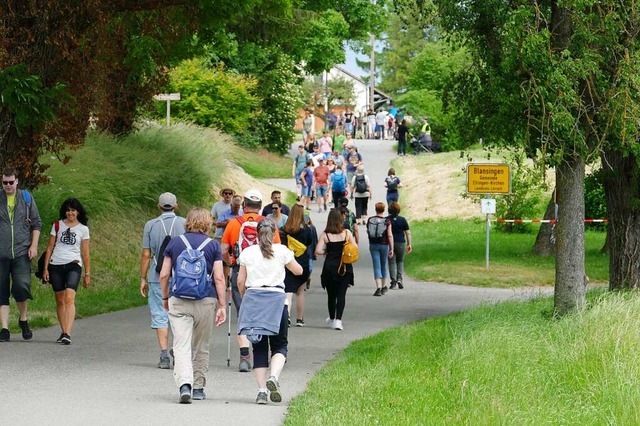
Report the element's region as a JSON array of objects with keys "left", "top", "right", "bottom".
[
  {"left": 185, "top": 208, "right": 212, "bottom": 234},
  {"left": 257, "top": 217, "right": 276, "bottom": 259}
]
